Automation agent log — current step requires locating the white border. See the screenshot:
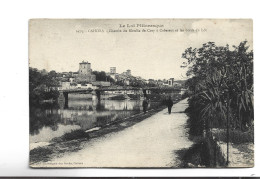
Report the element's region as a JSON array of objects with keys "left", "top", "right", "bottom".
[{"left": 0, "top": 0, "right": 259, "bottom": 177}]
